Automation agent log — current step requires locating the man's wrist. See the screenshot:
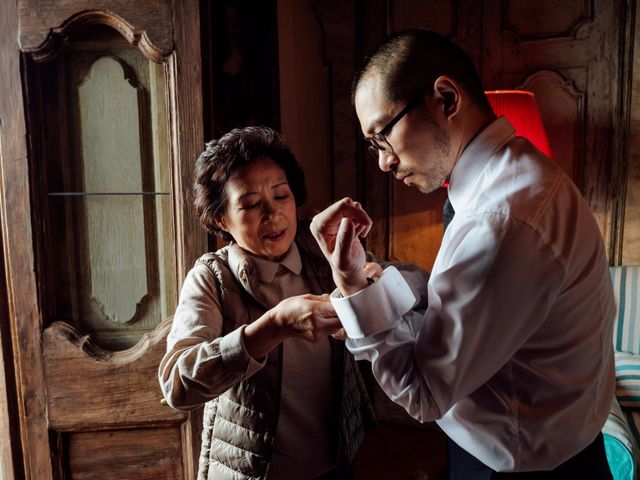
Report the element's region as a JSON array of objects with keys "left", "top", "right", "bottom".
[{"left": 334, "top": 271, "right": 369, "bottom": 296}]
